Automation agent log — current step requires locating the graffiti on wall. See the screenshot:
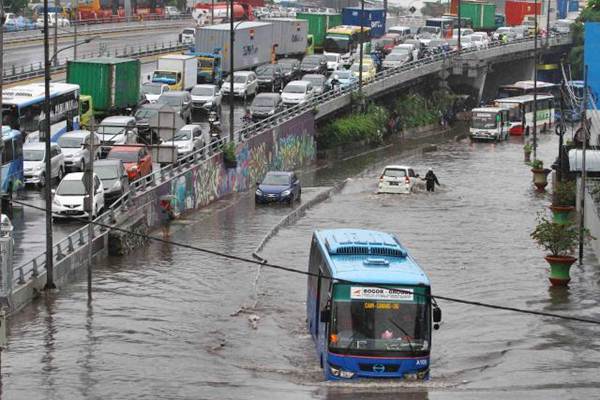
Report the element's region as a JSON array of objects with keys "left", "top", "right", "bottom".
[{"left": 135, "top": 111, "right": 316, "bottom": 227}]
